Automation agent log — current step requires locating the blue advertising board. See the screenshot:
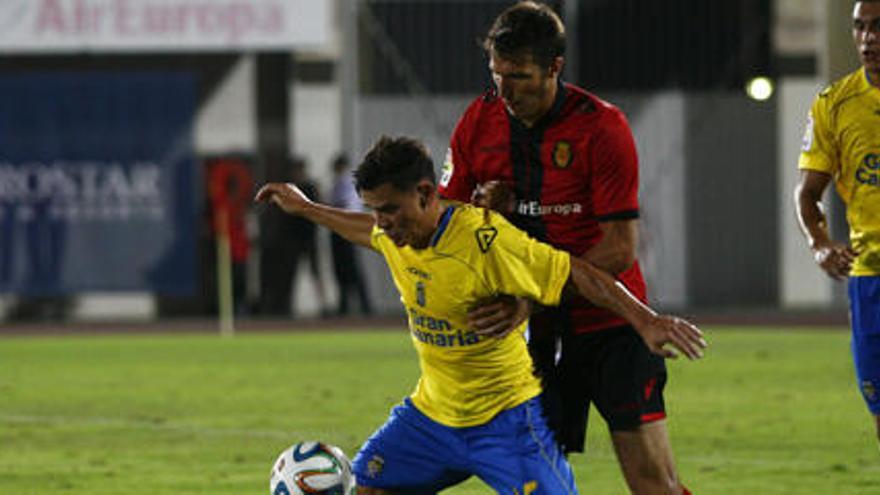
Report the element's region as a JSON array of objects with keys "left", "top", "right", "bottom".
[{"left": 0, "top": 72, "right": 197, "bottom": 295}]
